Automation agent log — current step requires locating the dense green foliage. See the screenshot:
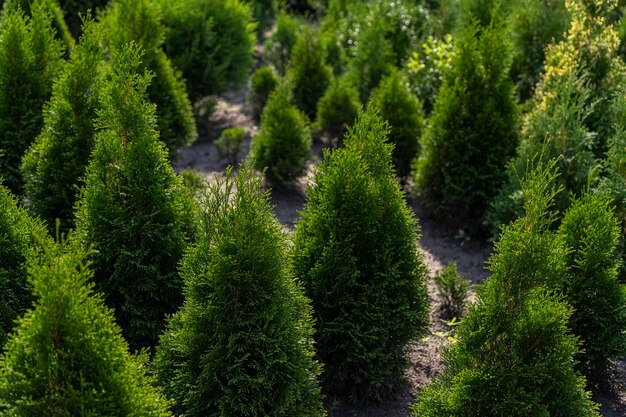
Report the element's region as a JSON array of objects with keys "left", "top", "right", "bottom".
[
  {"left": 287, "top": 28, "right": 332, "bottom": 120},
  {"left": 159, "top": 0, "right": 256, "bottom": 99},
  {"left": 557, "top": 193, "right": 626, "bottom": 382},
  {"left": 250, "top": 83, "right": 311, "bottom": 188},
  {"left": 59, "top": 0, "right": 109, "bottom": 36},
  {"left": 0, "top": 242, "right": 171, "bottom": 416},
  {"left": 292, "top": 109, "right": 429, "bottom": 401},
  {"left": 248, "top": 65, "right": 278, "bottom": 121},
  {"left": 215, "top": 126, "right": 246, "bottom": 165},
  {"left": 74, "top": 46, "right": 195, "bottom": 350},
  {"left": 21, "top": 19, "right": 104, "bottom": 232},
  {"left": 368, "top": 69, "right": 423, "bottom": 177},
  {"left": 413, "top": 164, "right": 599, "bottom": 417},
  {"left": 0, "top": 185, "right": 50, "bottom": 347},
  {"left": 315, "top": 75, "right": 360, "bottom": 145},
  {"left": 99, "top": 0, "right": 197, "bottom": 156},
  {"left": 153, "top": 165, "right": 324, "bottom": 417},
  {"left": 264, "top": 11, "right": 302, "bottom": 75},
  {"left": 413, "top": 21, "right": 519, "bottom": 227},
  {"left": 434, "top": 263, "right": 469, "bottom": 320},
  {"left": 0, "top": 3, "right": 64, "bottom": 195}
]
